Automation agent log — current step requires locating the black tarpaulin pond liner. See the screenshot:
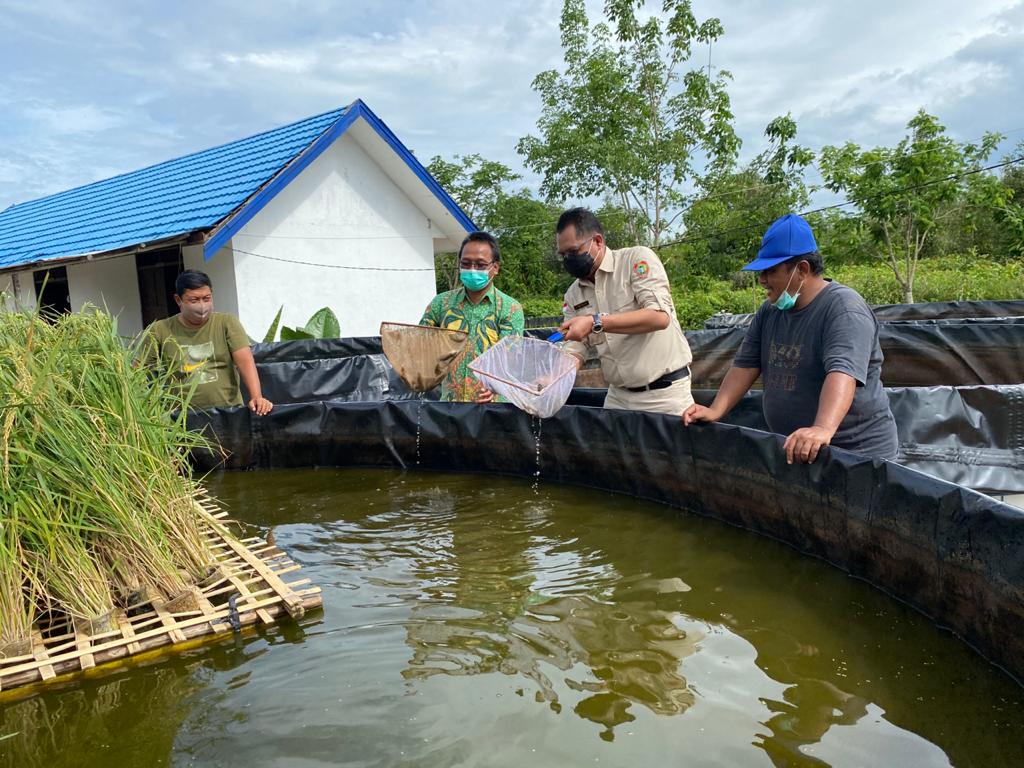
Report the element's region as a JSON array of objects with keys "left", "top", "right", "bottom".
[
  {"left": 188, "top": 400, "right": 1024, "bottom": 684},
  {"left": 253, "top": 315, "right": 1024, "bottom": 392},
  {"left": 683, "top": 317, "right": 1024, "bottom": 389},
  {"left": 245, "top": 339, "right": 1024, "bottom": 495},
  {"left": 703, "top": 299, "right": 1024, "bottom": 328}
]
